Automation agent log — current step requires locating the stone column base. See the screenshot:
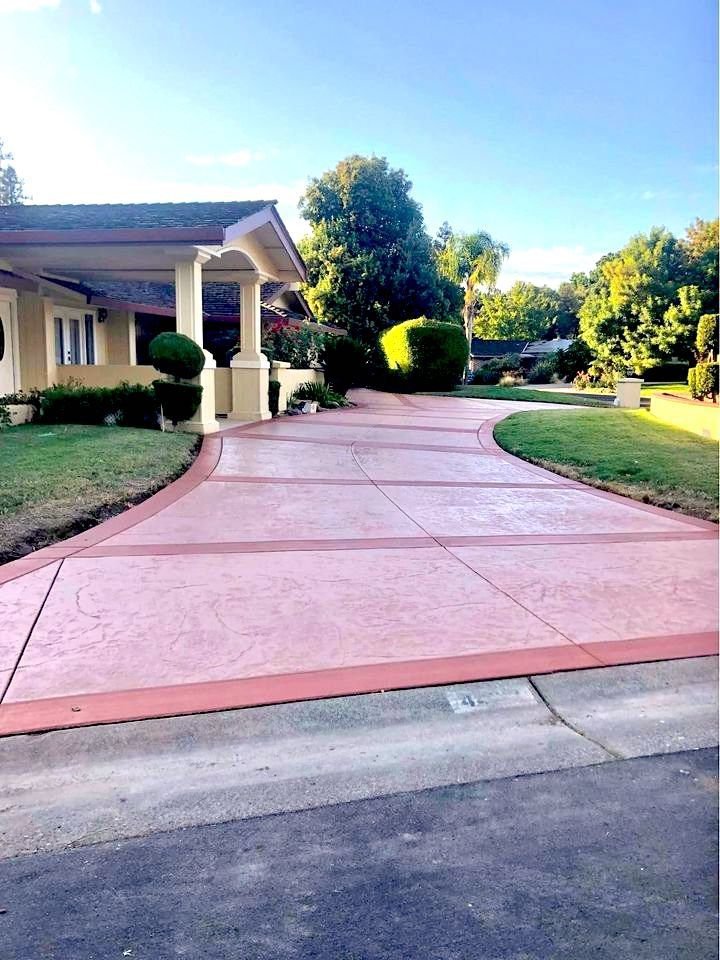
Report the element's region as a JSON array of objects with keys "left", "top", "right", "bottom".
[{"left": 229, "top": 352, "right": 271, "bottom": 422}]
